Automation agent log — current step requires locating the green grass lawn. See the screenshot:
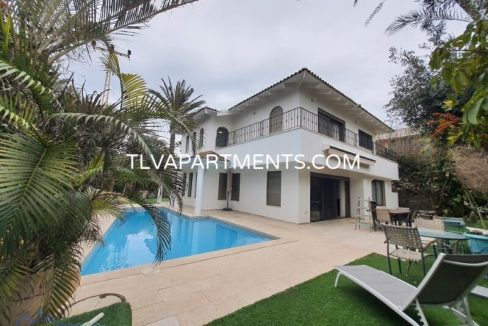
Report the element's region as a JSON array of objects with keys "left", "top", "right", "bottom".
[
  {"left": 208, "top": 253, "right": 488, "bottom": 326},
  {"left": 43, "top": 302, "right": 131, "bottom": 326}
]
